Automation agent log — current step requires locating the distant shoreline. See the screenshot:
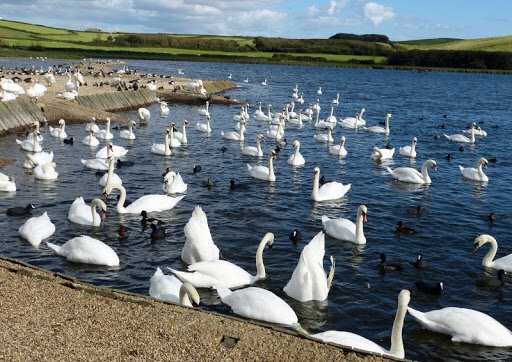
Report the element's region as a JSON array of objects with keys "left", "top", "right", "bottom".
[{"left": 1, "top": 46, "right": 512, "bottom": 76}]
